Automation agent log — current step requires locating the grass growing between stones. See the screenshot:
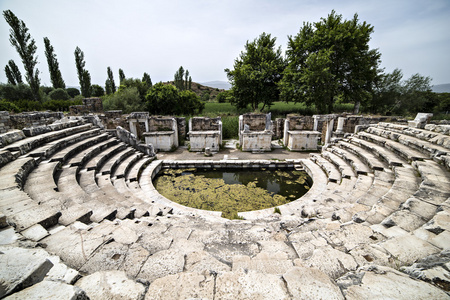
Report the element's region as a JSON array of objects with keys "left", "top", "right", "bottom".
[{"left": 154, "top": 169, "right": 311, "bottom": 219}]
